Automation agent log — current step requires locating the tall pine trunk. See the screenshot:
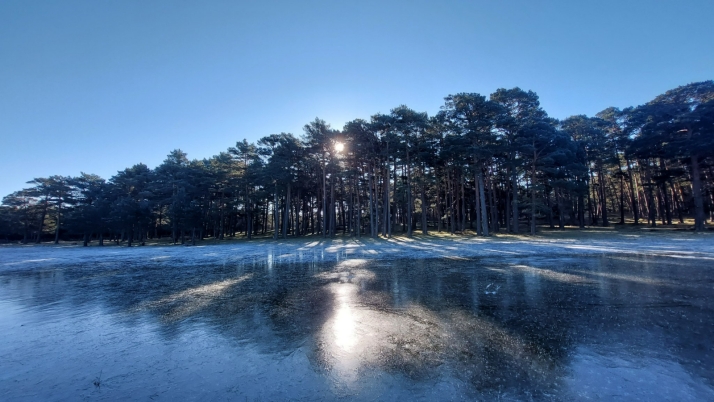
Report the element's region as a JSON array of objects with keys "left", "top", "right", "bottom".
[
  {"left": 598, "top": 164, "right": 609, "bottom": 226},
  {"left": 691, "top": 153, "right": 705, "bottom": 231},
  {"left": 478, "top": 171, "right": 489, "bottom": 236},
  {"left": 368, "top": 165, "right": 375, "bottom": 237},
  {"left": 626, "top": 159, "right": 639, "bottom": 224},
  {"left": 471, "top": 152, "right": 480, "bottom": 235},
  {"left": 406, "top": 149, "right": 413, "bottom": 238},
  {"left": 382, "top": 161, "right": 389, "bottom": 237},
  {"left": 421, "top": 176, "right": 428, "bottom": 235},
  {"left": 330, "top": 174, "right": 336, "bottom": 236},
  {"left": 511, "top": 168, "right": 519, "bottom": 233},
  {"left": 530, "top": 163, "right": 537, "bottom": 235},
  {"left": 36, "top": 195, "right": 48, "bottom": 243},
  {"left": 273, "top": 187, "right": 279, "bottom": 240},
  {"left": 54, "top": 199, "right": 61, "bottom": 244},
  {"left": 282, "top": 182, "right": 291, "bottom": 238}
]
